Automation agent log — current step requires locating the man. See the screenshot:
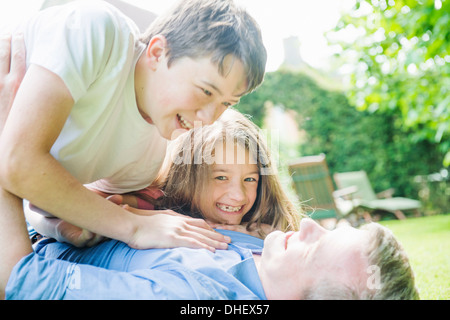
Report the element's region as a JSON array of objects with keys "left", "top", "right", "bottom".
[{"left": 4, "top": 210, "right": 419, "bottom": 299}]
